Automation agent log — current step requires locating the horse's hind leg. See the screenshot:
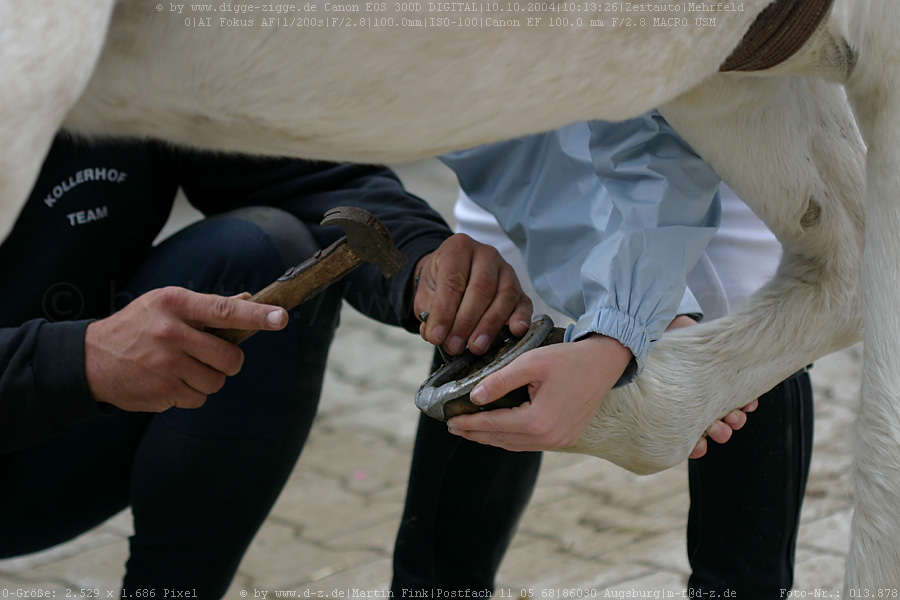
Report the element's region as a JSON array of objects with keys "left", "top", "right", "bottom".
[
  {"left": 569, "top": 73, "right": 866, "bottom": 477},
  {"left": 845, "top": 96, "right": 900, "bottom": 588},
  {"left": 837, "top": 0, "right": 900, "bottom": 587},
  {"left": 0, "top": 0, "right": 116, "bottom": 241}
]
